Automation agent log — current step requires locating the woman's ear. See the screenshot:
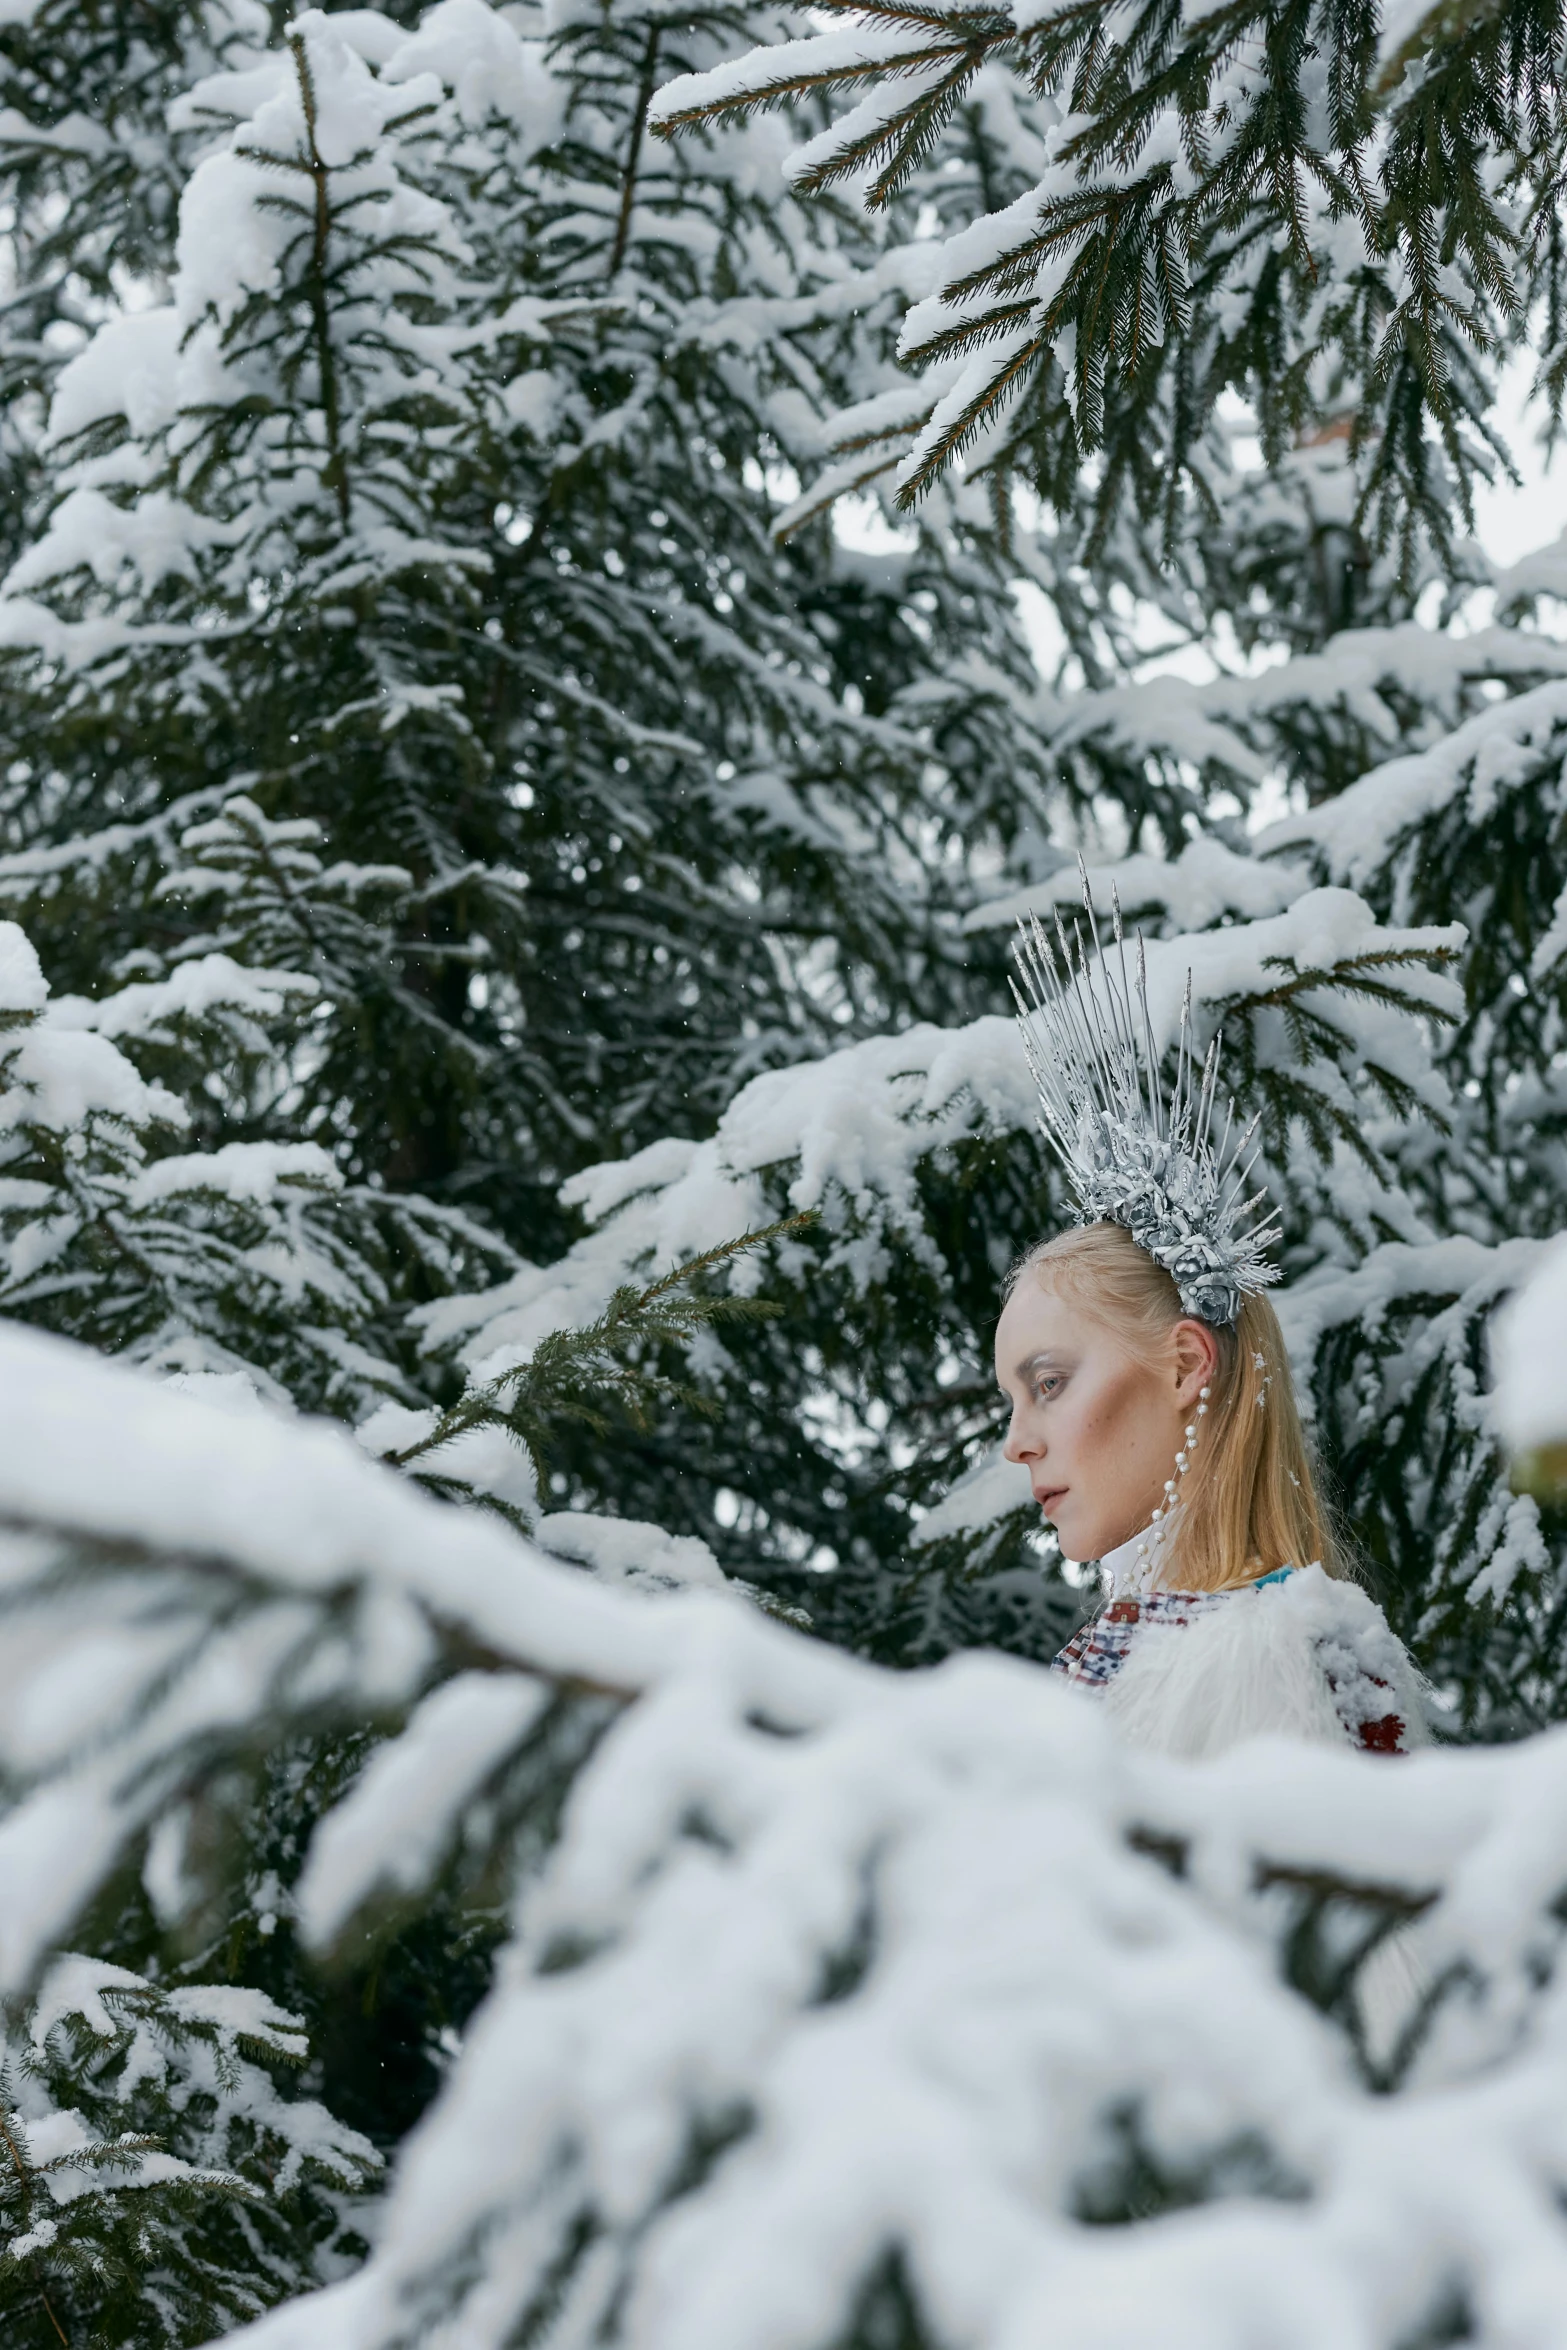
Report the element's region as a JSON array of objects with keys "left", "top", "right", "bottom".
[{"left": 1172, "top": 1317, "right": 1221, "bottom": 1406}]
